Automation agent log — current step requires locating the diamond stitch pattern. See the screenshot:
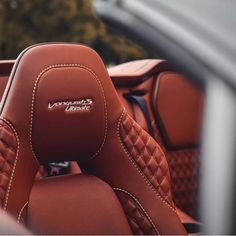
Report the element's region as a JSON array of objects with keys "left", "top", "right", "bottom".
[
  {"left": 120, "top": 113, "right": 174, "bottom": 207},
  {"left": 0, "top": 122, "right": 17, "bottom": 207},
  {"left": 153, "top": 123, "right": 199, "bottom": 218},
  {"left": 116, "top": 191, "right": 157, "bottom": 235}
]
